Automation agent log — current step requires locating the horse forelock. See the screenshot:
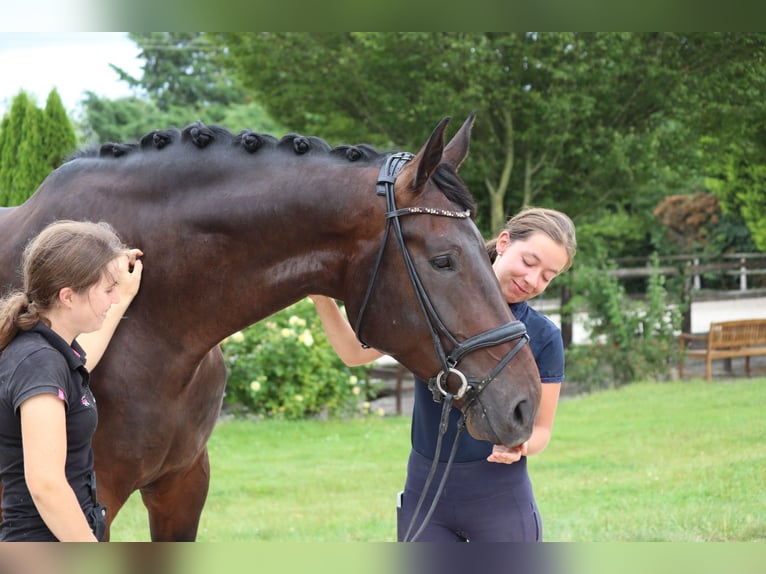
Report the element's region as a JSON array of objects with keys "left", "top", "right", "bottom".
[{"left": 431, "top": 162, "right": 476, "bottom": 217}]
